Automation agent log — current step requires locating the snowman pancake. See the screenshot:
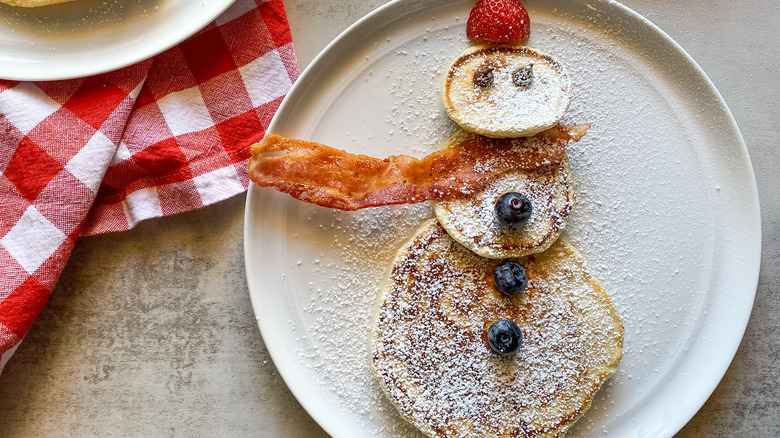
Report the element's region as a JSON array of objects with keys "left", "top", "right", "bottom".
[
  {"left": 247, "top": 2, "right": 622, "bottom": 435},
  {"left": 442, "top": 44, "right": 571, "bottom": 138},
  {"left": 372, "top": 219, "right": 624, "bottom": 438}
]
